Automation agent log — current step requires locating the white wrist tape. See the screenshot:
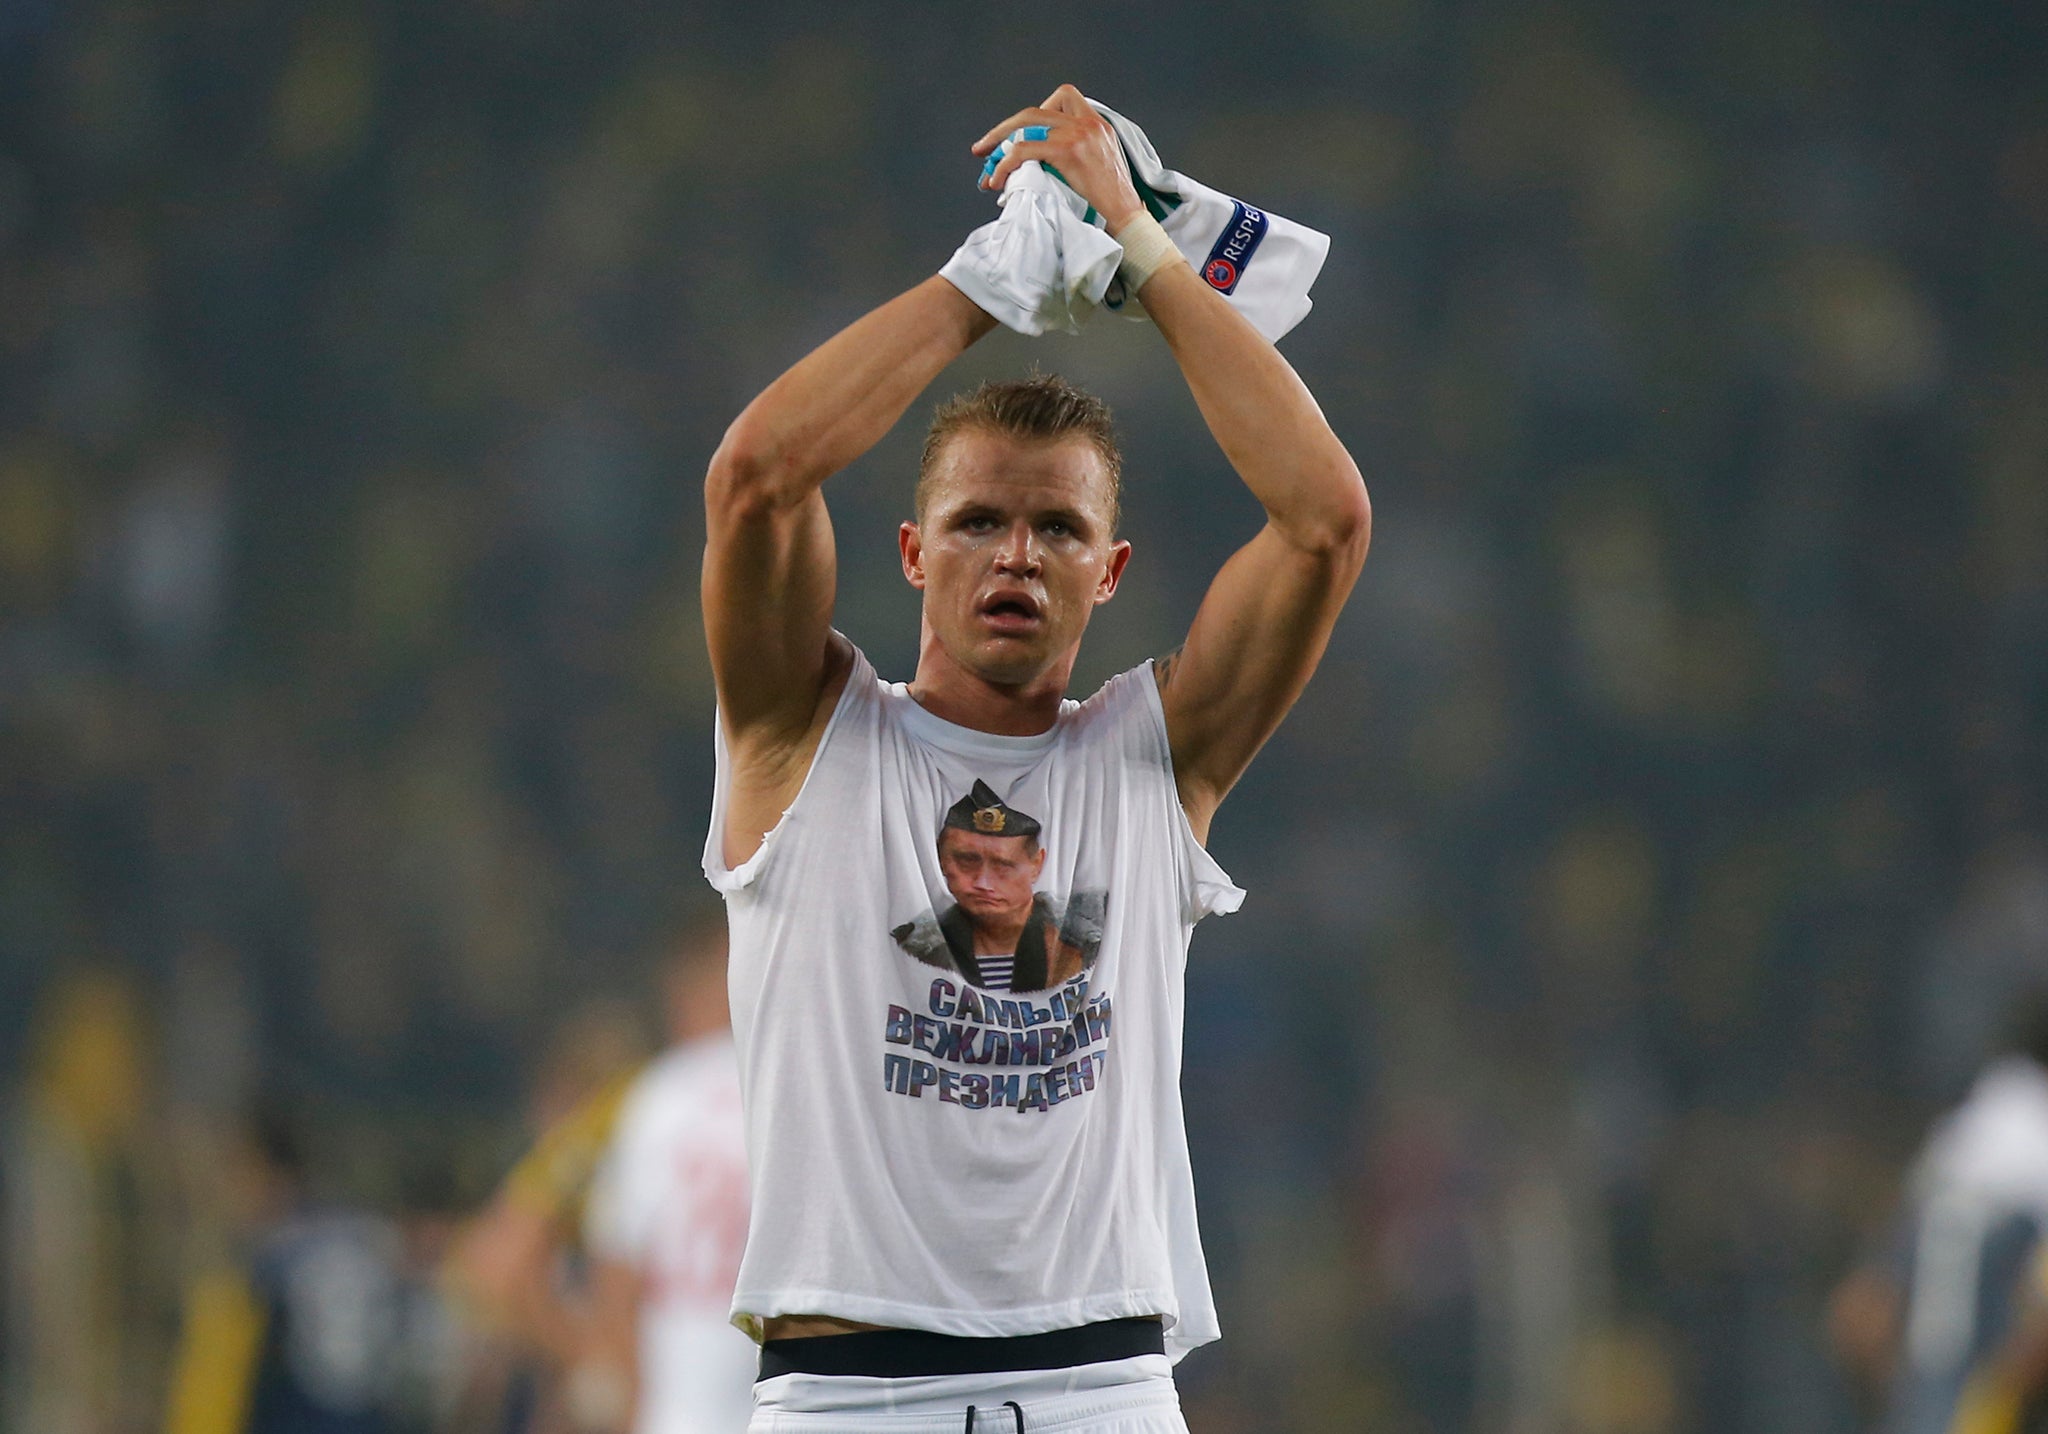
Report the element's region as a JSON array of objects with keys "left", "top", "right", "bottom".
[{"left": 1115, "top": 213, "right": 1182, "bottom": 291}]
